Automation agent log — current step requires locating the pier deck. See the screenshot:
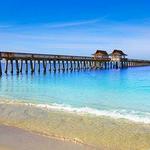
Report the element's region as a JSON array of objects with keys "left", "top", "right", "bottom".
[{"left": 0, "top": 51, "right": 150, "bottom": 75}]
